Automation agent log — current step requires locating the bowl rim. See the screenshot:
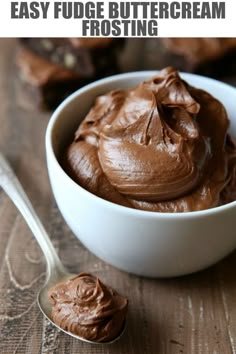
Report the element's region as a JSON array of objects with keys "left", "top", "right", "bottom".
[{"left": 45, "top": 70, "right": 236, "bottom": 220}]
